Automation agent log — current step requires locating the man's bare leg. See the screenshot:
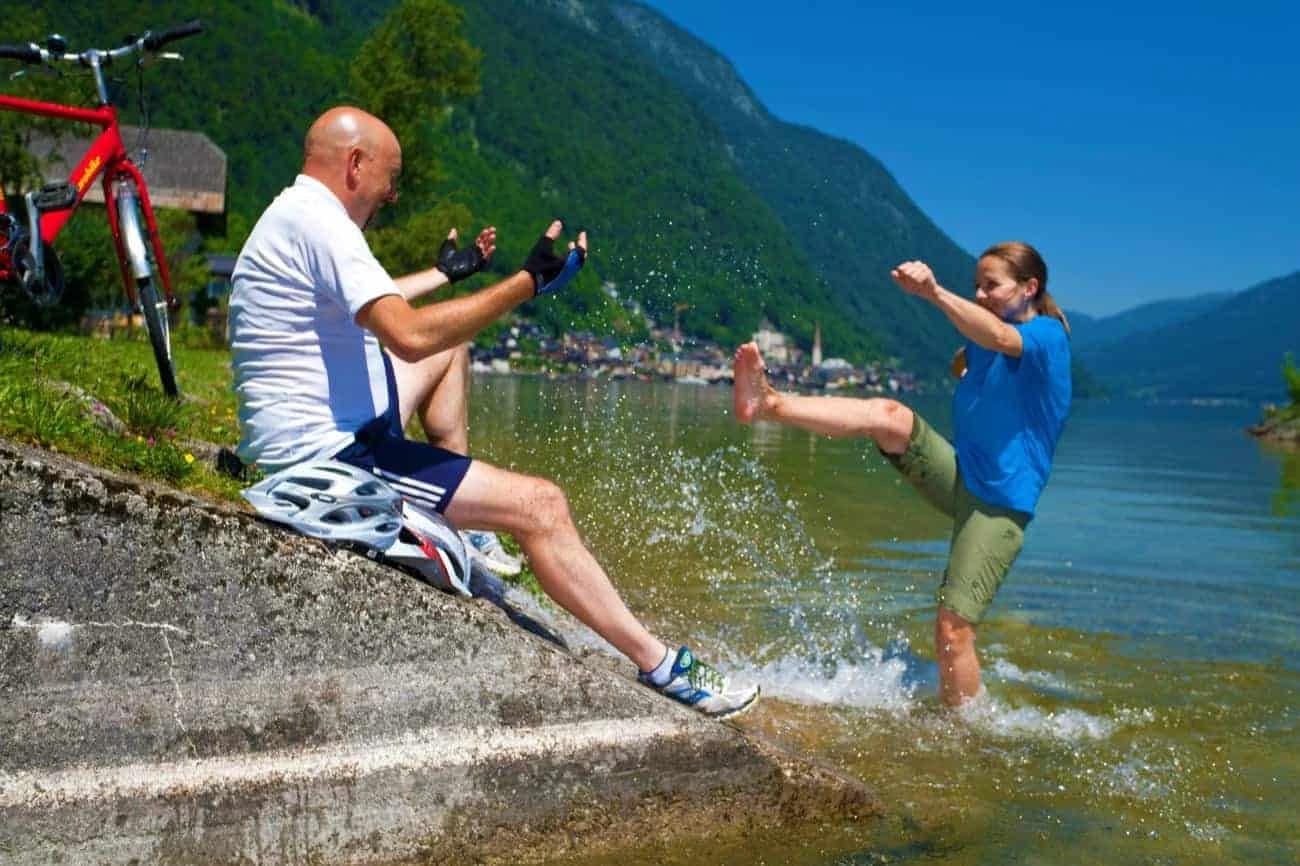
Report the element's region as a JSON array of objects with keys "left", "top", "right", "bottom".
[
  {"left": 733, "top": 342, "right": 913, "bottom": 454},
  {"left": 935, "top": 607, "right": 981, "bottom": 706},
  {"left": 446, "top": 460, "right": 668, "bottom": 672},
  {"left": 390, "top": 344, "right": 470, "bottom": 453}
]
